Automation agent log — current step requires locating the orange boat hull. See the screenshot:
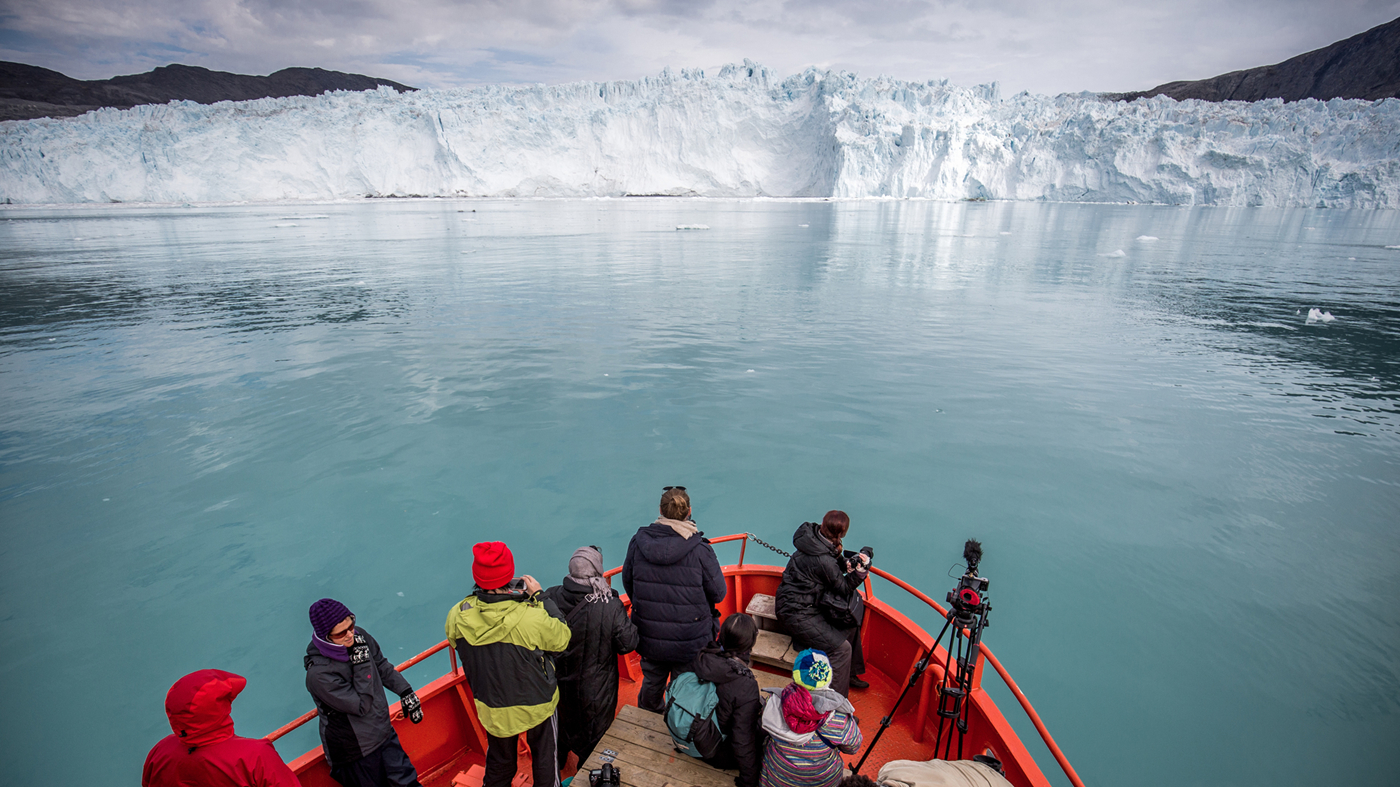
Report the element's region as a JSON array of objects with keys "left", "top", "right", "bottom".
[{"left": 276, "top": 548, "right": 1071, "bottom": 787}]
